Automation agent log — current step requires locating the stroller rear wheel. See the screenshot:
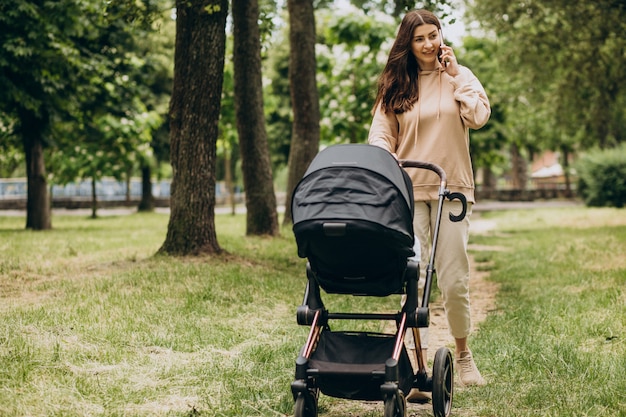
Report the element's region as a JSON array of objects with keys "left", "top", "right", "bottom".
[
  {"left": 432, "top": 347, "right": 453, "bottom": 417},
  {"left": 383, "top": 392, "right": 406, "bottom": 417},
  {"left": 294, "top": 390, "right": 317, "bottom": 417}
]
